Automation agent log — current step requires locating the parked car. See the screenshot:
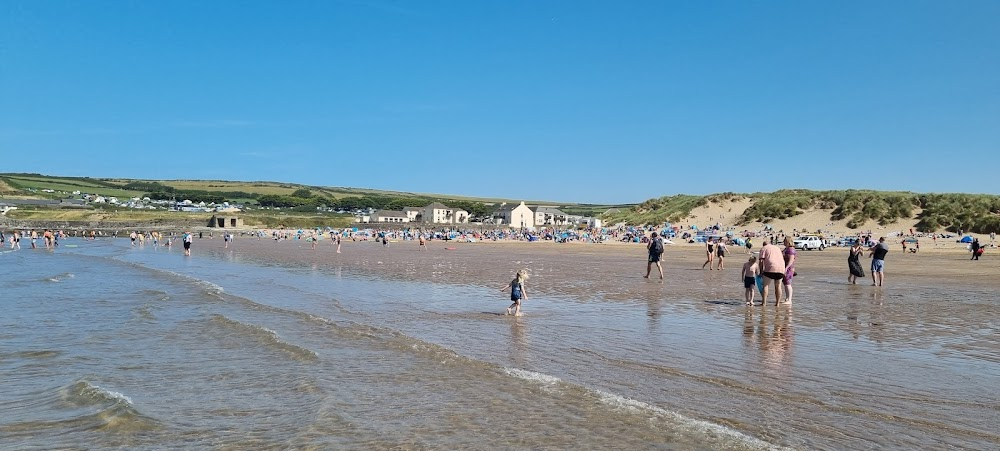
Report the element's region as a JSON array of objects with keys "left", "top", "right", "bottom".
[
  {"left": 794, "top": 235, "right": 825, "bottom": 250},
  {"left": 837, "top": 237, "right": 859, "bottom": 247}
]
